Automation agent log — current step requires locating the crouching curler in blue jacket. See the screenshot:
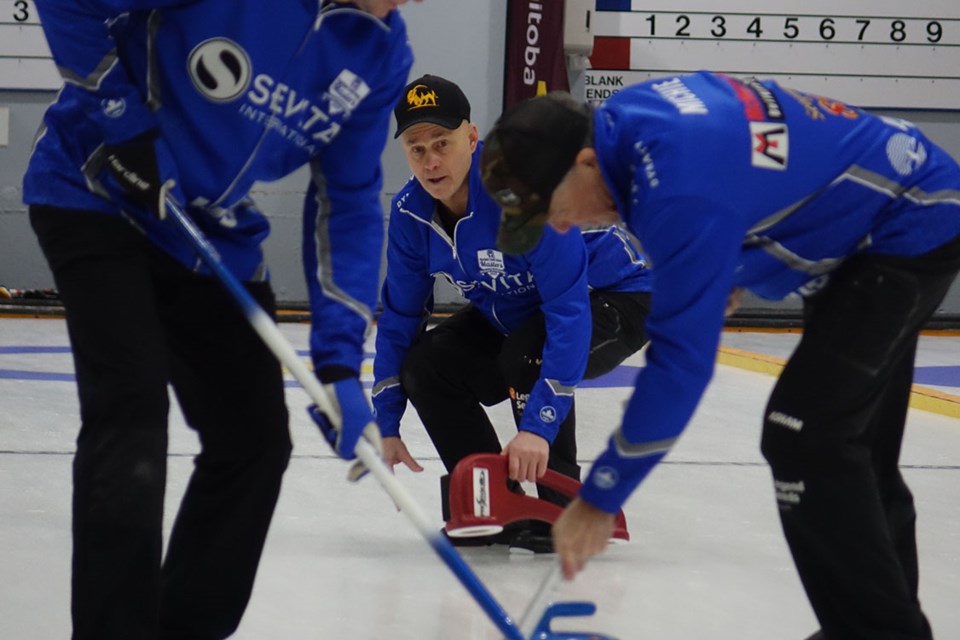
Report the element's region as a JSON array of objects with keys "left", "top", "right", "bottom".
[{"left": 371, "top": 75, "right": 653, "bottom": 552}]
